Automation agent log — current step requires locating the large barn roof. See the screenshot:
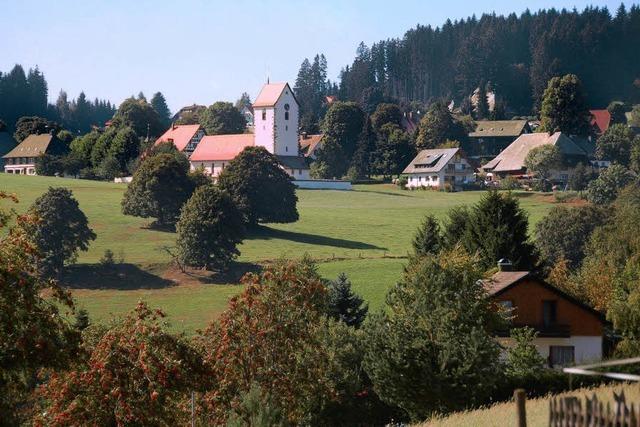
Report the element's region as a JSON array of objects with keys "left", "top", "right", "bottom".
[
  {"left": 469, "top": 120, "right": 529, "bottom": 138},
  {"left": 3, "top": 134, "right": 55, "bottom": 159},
  {"left": 155, "top": 124, "right": 201, "bottom": 152},
  {"left": 482, "top": 132, "right": 586, "bottom": 173}
]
